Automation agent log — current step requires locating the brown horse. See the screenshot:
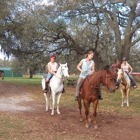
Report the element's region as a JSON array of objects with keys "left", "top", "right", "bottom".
[
  {"left": 78, "top": 70, "right": 116, "bottom": 128},
  {"left": 0, "top": 70, "right": 4, "bottom": 79}
]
